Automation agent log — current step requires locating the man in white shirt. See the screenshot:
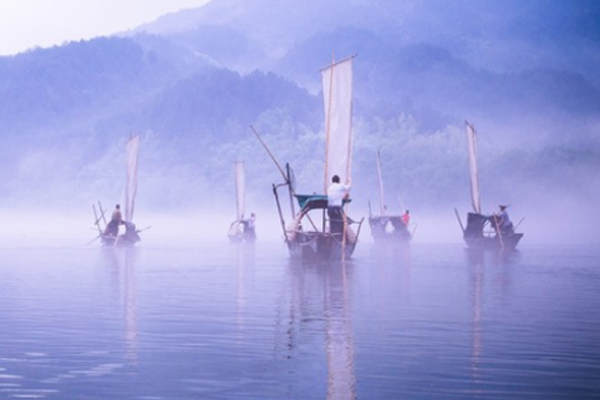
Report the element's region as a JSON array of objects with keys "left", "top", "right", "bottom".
[{"left": 327, "top": 175, "right": 351, "bottom": 236}]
